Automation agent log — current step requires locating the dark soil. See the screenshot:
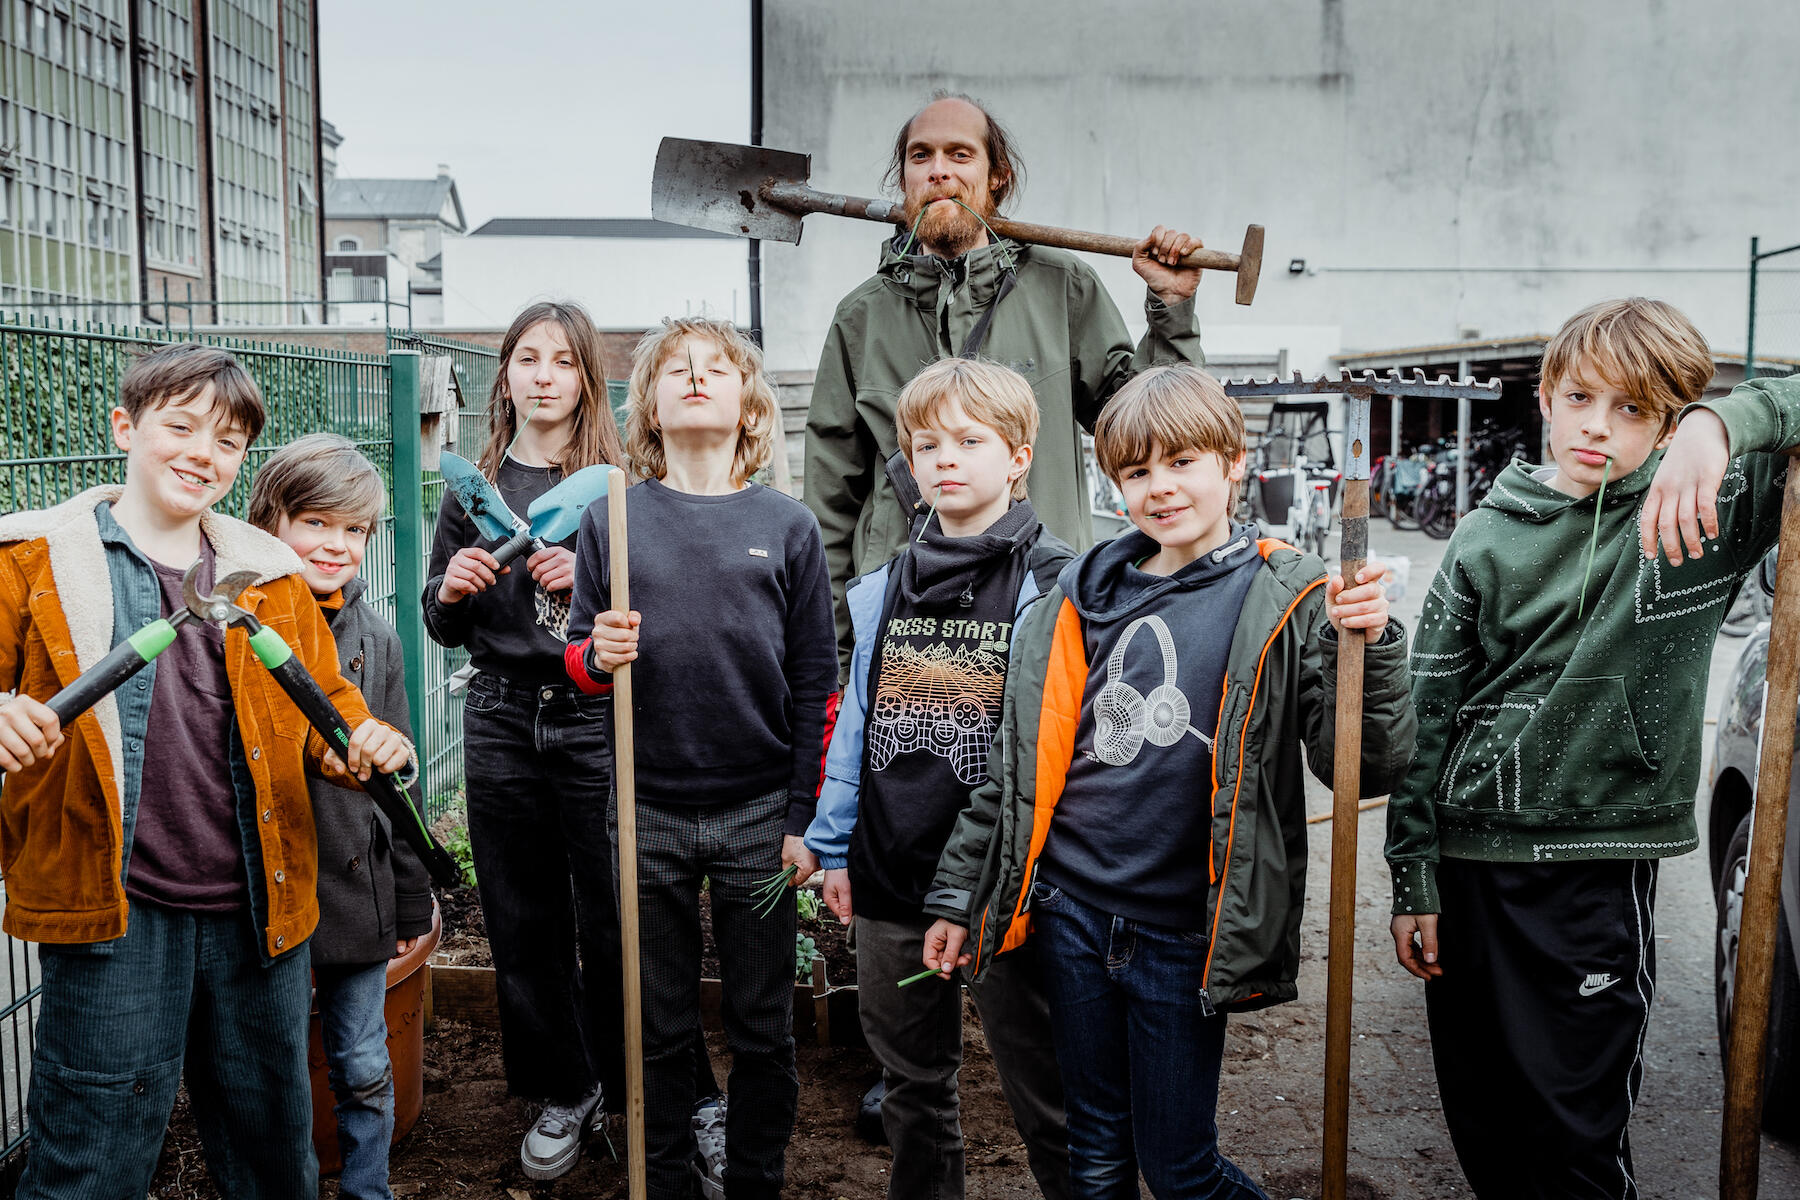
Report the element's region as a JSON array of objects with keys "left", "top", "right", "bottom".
[
  {"left": 435, "top": 883, "right": 493, "bottom": 967},
  {"left": 146, "top": 1005, "right": 1038, "bottom": 1199}
]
